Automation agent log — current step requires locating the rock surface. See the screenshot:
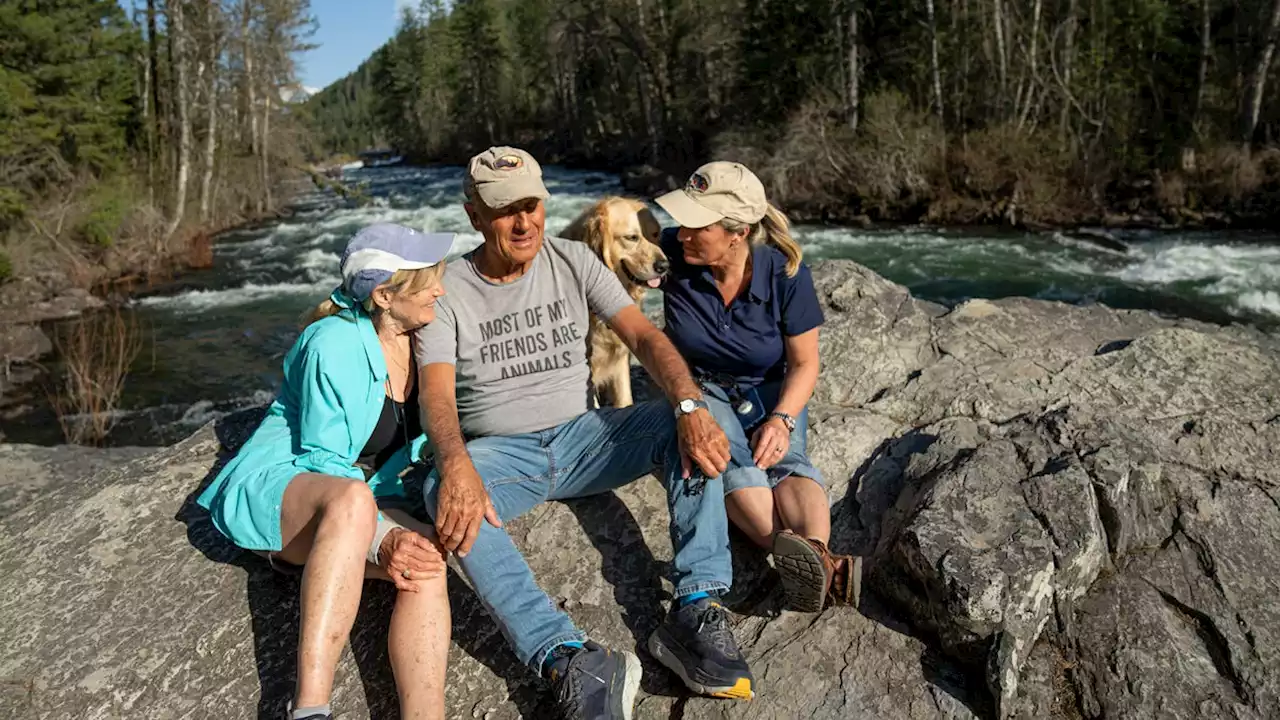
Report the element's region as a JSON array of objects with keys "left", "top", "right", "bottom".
[
  {"left": 0, "top": 275, "right": 105, "bottom": 402},
  {"left": 2, "top": 259, "right": 1278, "bottom": 720}
]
